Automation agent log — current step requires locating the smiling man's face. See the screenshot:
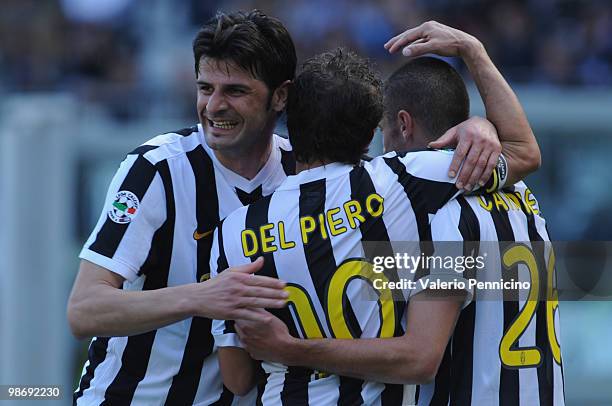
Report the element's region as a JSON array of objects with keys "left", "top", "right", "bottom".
[{"left": 196, "top": 58, "right": 278, "bottom": 158}]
